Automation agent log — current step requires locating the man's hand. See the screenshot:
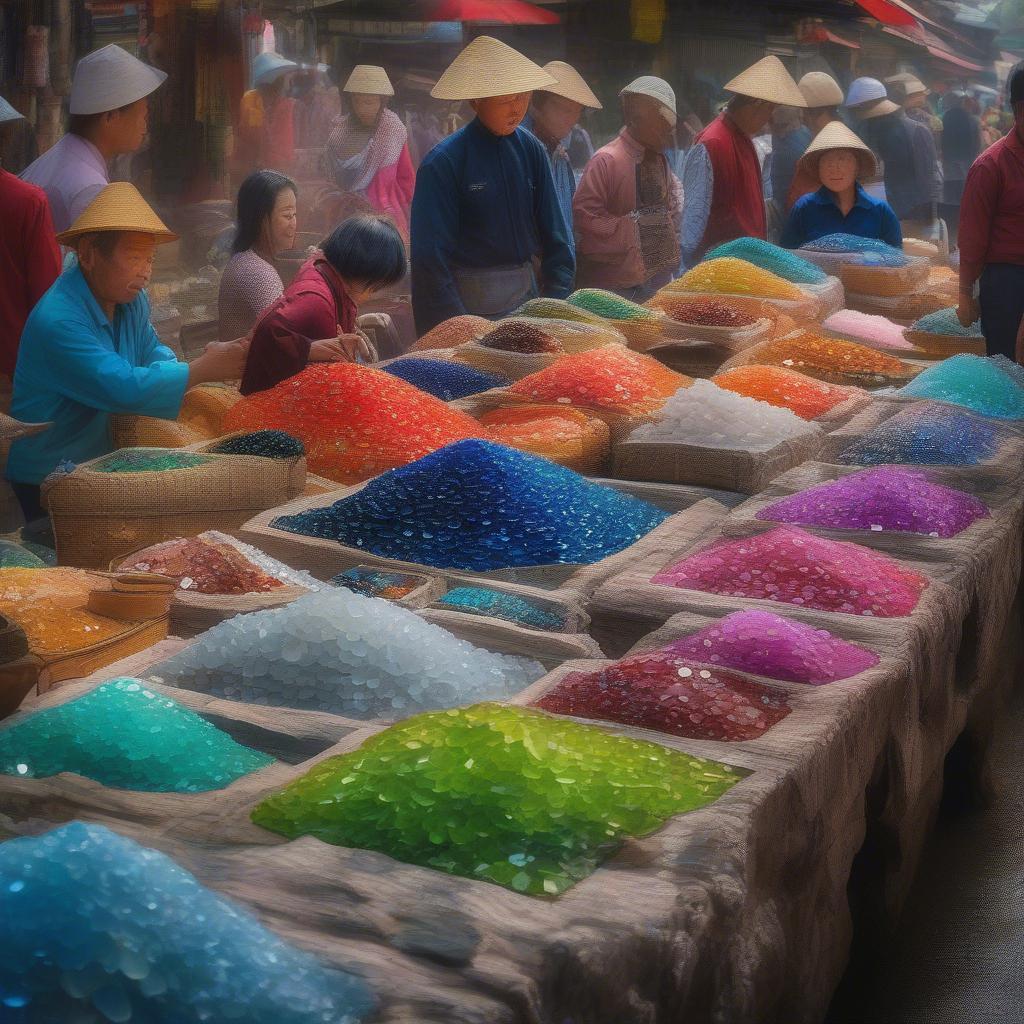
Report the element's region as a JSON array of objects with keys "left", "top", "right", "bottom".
[
  {"left": 187, "top": 337, "right": 249, "bottom": 387},
  {"left": 956, "top": 291, "right": 980, "bottom": 328}
]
